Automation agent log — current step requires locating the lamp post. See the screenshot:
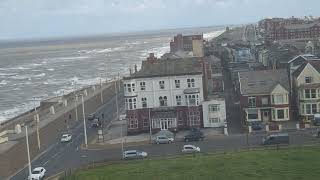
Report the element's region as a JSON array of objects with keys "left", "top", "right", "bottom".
[
  {"left": 33, "top": 97, "right": 41, "bottom": 150},
  {"left": 25, "top": 126, "right": 32, "bottom": 178},
  {"left": 80, "top": 94, "right": 88, "bottom": 148},
  {"left": 100, "top": 74, "right": 103, "bottom": 104},
  {"left": 74, "top": 81, "right": 78, "bottom": 121}
]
